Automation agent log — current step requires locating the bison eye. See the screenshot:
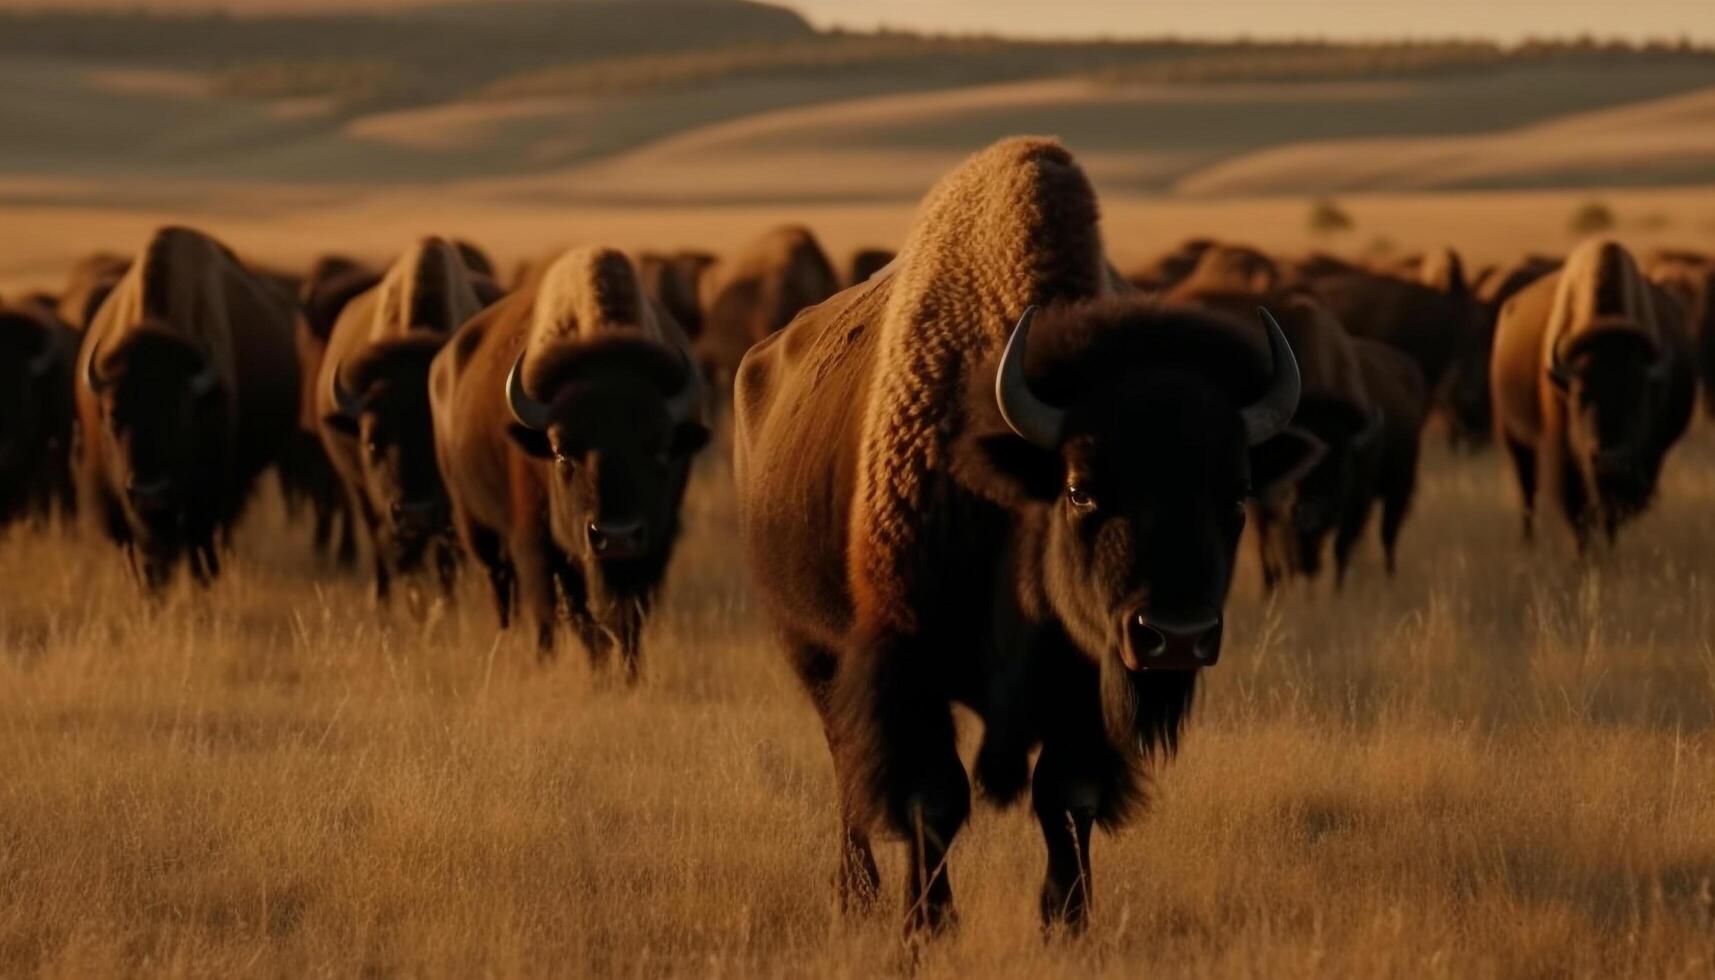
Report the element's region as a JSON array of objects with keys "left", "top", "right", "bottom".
[{"left": 1065, "top": 484, "right": 1095, "bottom": 509}]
